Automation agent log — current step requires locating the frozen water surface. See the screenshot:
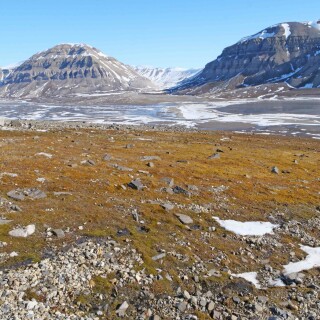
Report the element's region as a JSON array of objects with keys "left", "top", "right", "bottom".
[{"left": 0, "top": 98, "right": 319, "bottom": 137}]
